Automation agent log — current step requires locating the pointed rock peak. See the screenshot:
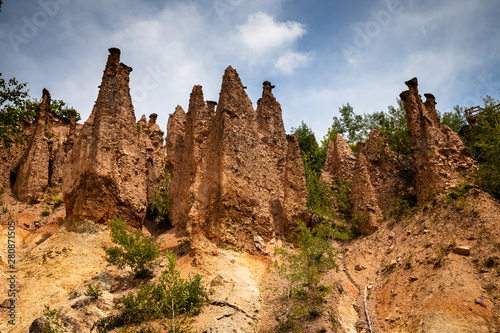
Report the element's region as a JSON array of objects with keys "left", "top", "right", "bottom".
[
  {"left": 42, "top": 88, "right": 51, "bottom": 102},
  {"left": 39, "top": 88, "right": 51, "bottom": 118},
  {"left": 138, "top": 114, "right": 148, "bottom": 124},
  {"left": 217, "top": 66, "right": 253, "bottom": 117},
  {"left": 188, "top": 85, "right": 205, "bottom": 112},
  {"left": 221, "top": 66, "right": 246, "bottom": 92},
  {"left": 335, "top": 133, "right": 355, "bottom": 156},
  {"left": 174, "top": 105, "right": 186, "bottom": 115}
]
